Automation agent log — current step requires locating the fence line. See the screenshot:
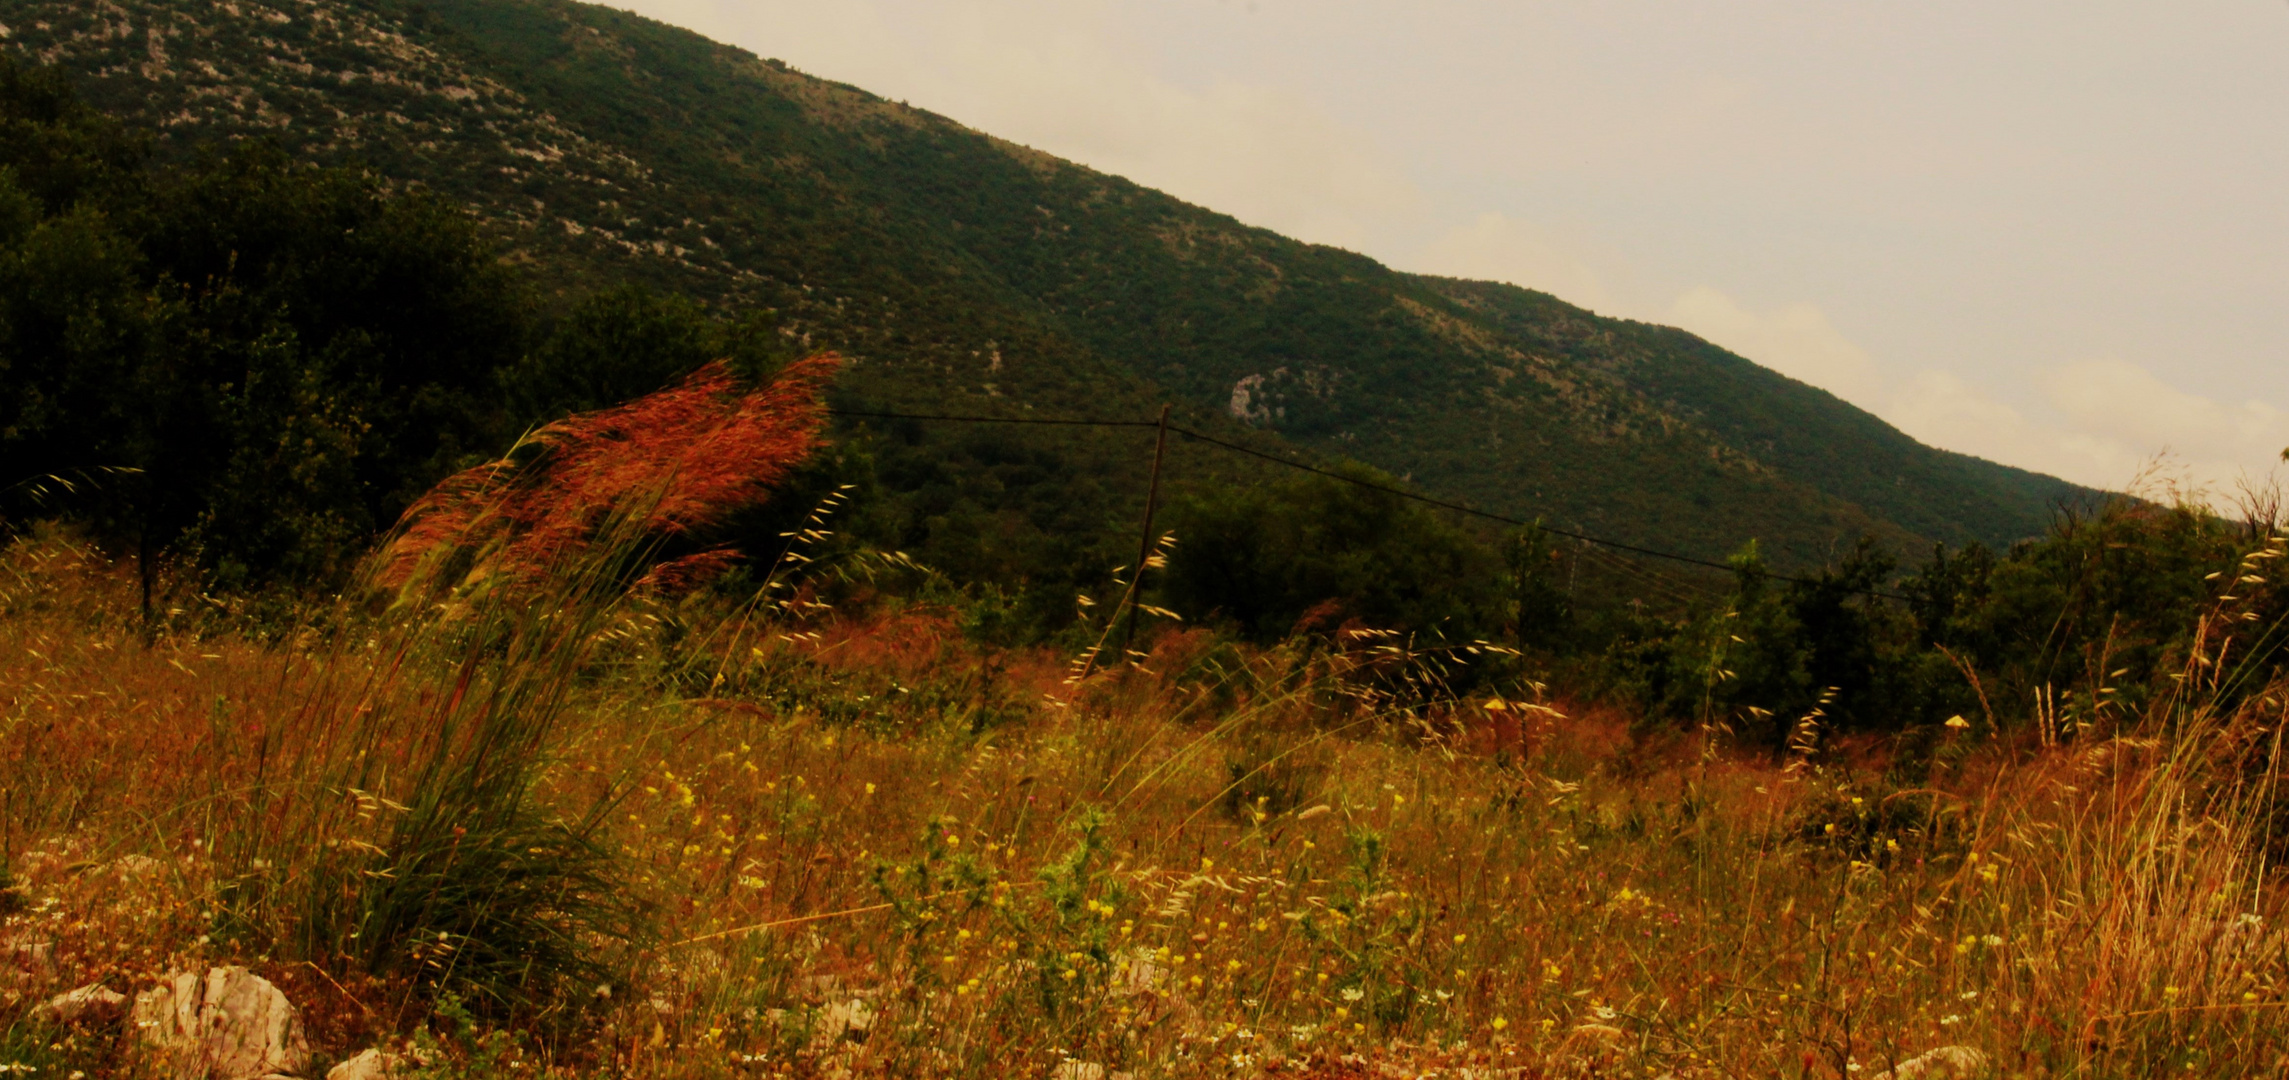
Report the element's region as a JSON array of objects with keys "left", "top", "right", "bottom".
[{"left": 826, "top": 406, "right": 1912, "bottom": 603}]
